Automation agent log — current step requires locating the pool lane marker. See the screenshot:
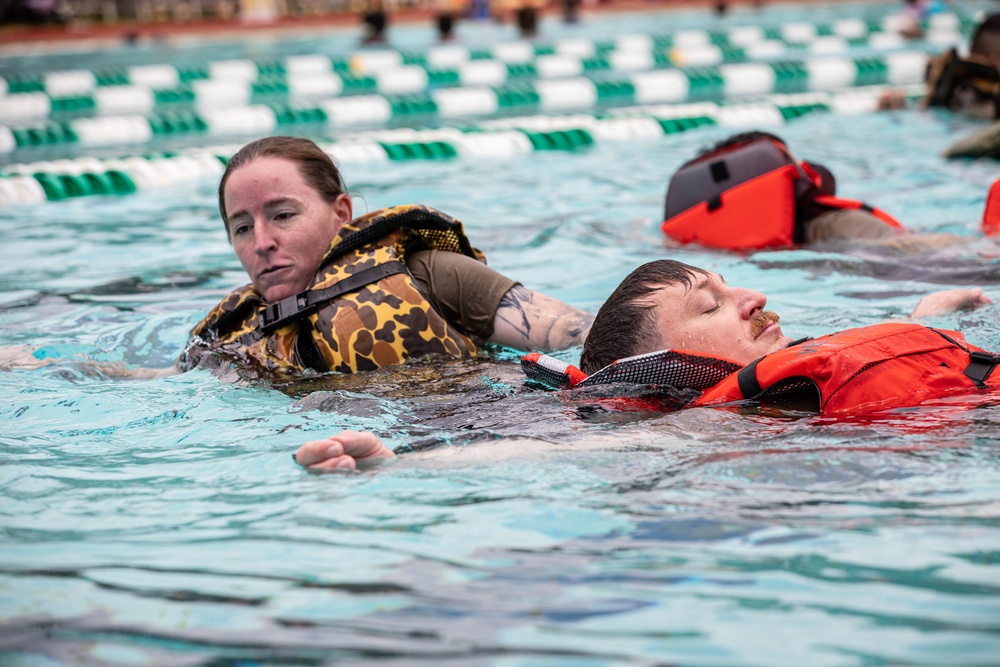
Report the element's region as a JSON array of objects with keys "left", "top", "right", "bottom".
[
  {"left": 0, "top": 51, "right": 933, "bottom": 154},
  {"left": 0, "top": 84, "right": 924, "bottom": 206},
  {"left": 0, "top": 10, "right": 973, "bottom": 124}
]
